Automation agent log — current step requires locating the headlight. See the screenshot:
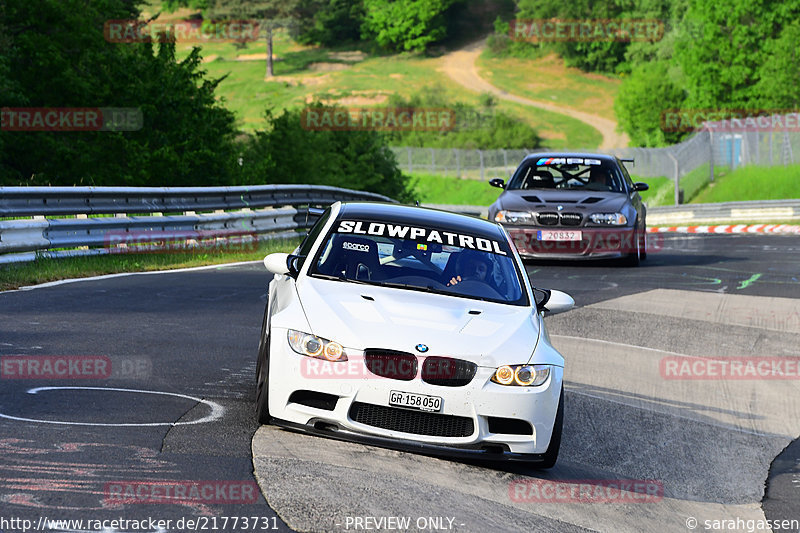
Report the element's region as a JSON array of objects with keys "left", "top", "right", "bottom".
[
  {"left": 491, "top": 364, "right": 550, "bottom": 386},
  {"left": 495, "top": 210, "right": 533, "bottom": 224},
  {"left": 589, "top": 213, "right": 628, "bottom": 225},
  {"left": 287, "top": 329, "right": 347, "bottom": 361}
]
